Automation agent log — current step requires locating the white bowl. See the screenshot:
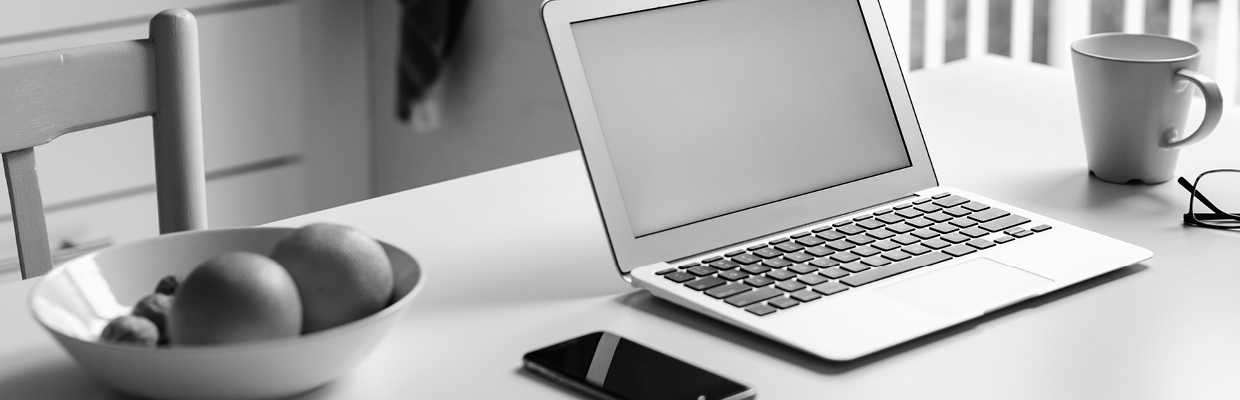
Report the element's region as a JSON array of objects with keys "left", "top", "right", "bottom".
[{"left": 28, "top": 227, "right": 423, "bottom": 400}]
